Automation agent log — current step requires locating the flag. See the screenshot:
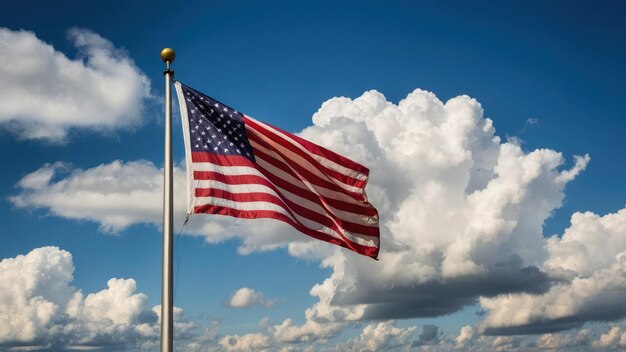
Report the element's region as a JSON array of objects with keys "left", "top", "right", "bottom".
[{"left": 174, "top": 82, "right": 380, "bottom": 259}]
